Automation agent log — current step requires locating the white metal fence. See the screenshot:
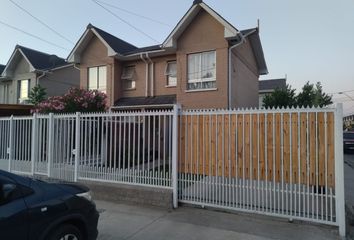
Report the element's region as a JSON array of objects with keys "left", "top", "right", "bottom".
[
  {"left": 0, "top": 109, "right": 177, "bottom": 188},
  {"left": 0, "top": 104, "right": 346, "bottom": 236}
]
